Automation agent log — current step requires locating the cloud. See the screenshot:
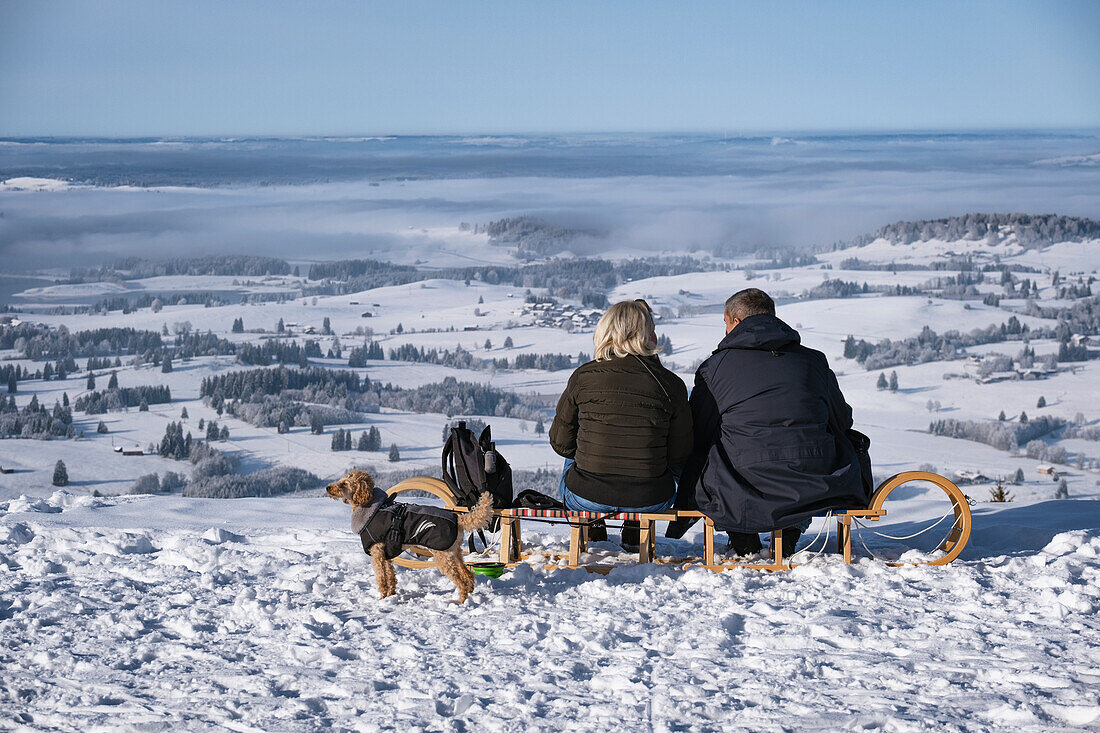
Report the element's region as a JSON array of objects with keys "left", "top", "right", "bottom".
[{"left": 2, "top": 135, "right": 1099, "bottom": 271}]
